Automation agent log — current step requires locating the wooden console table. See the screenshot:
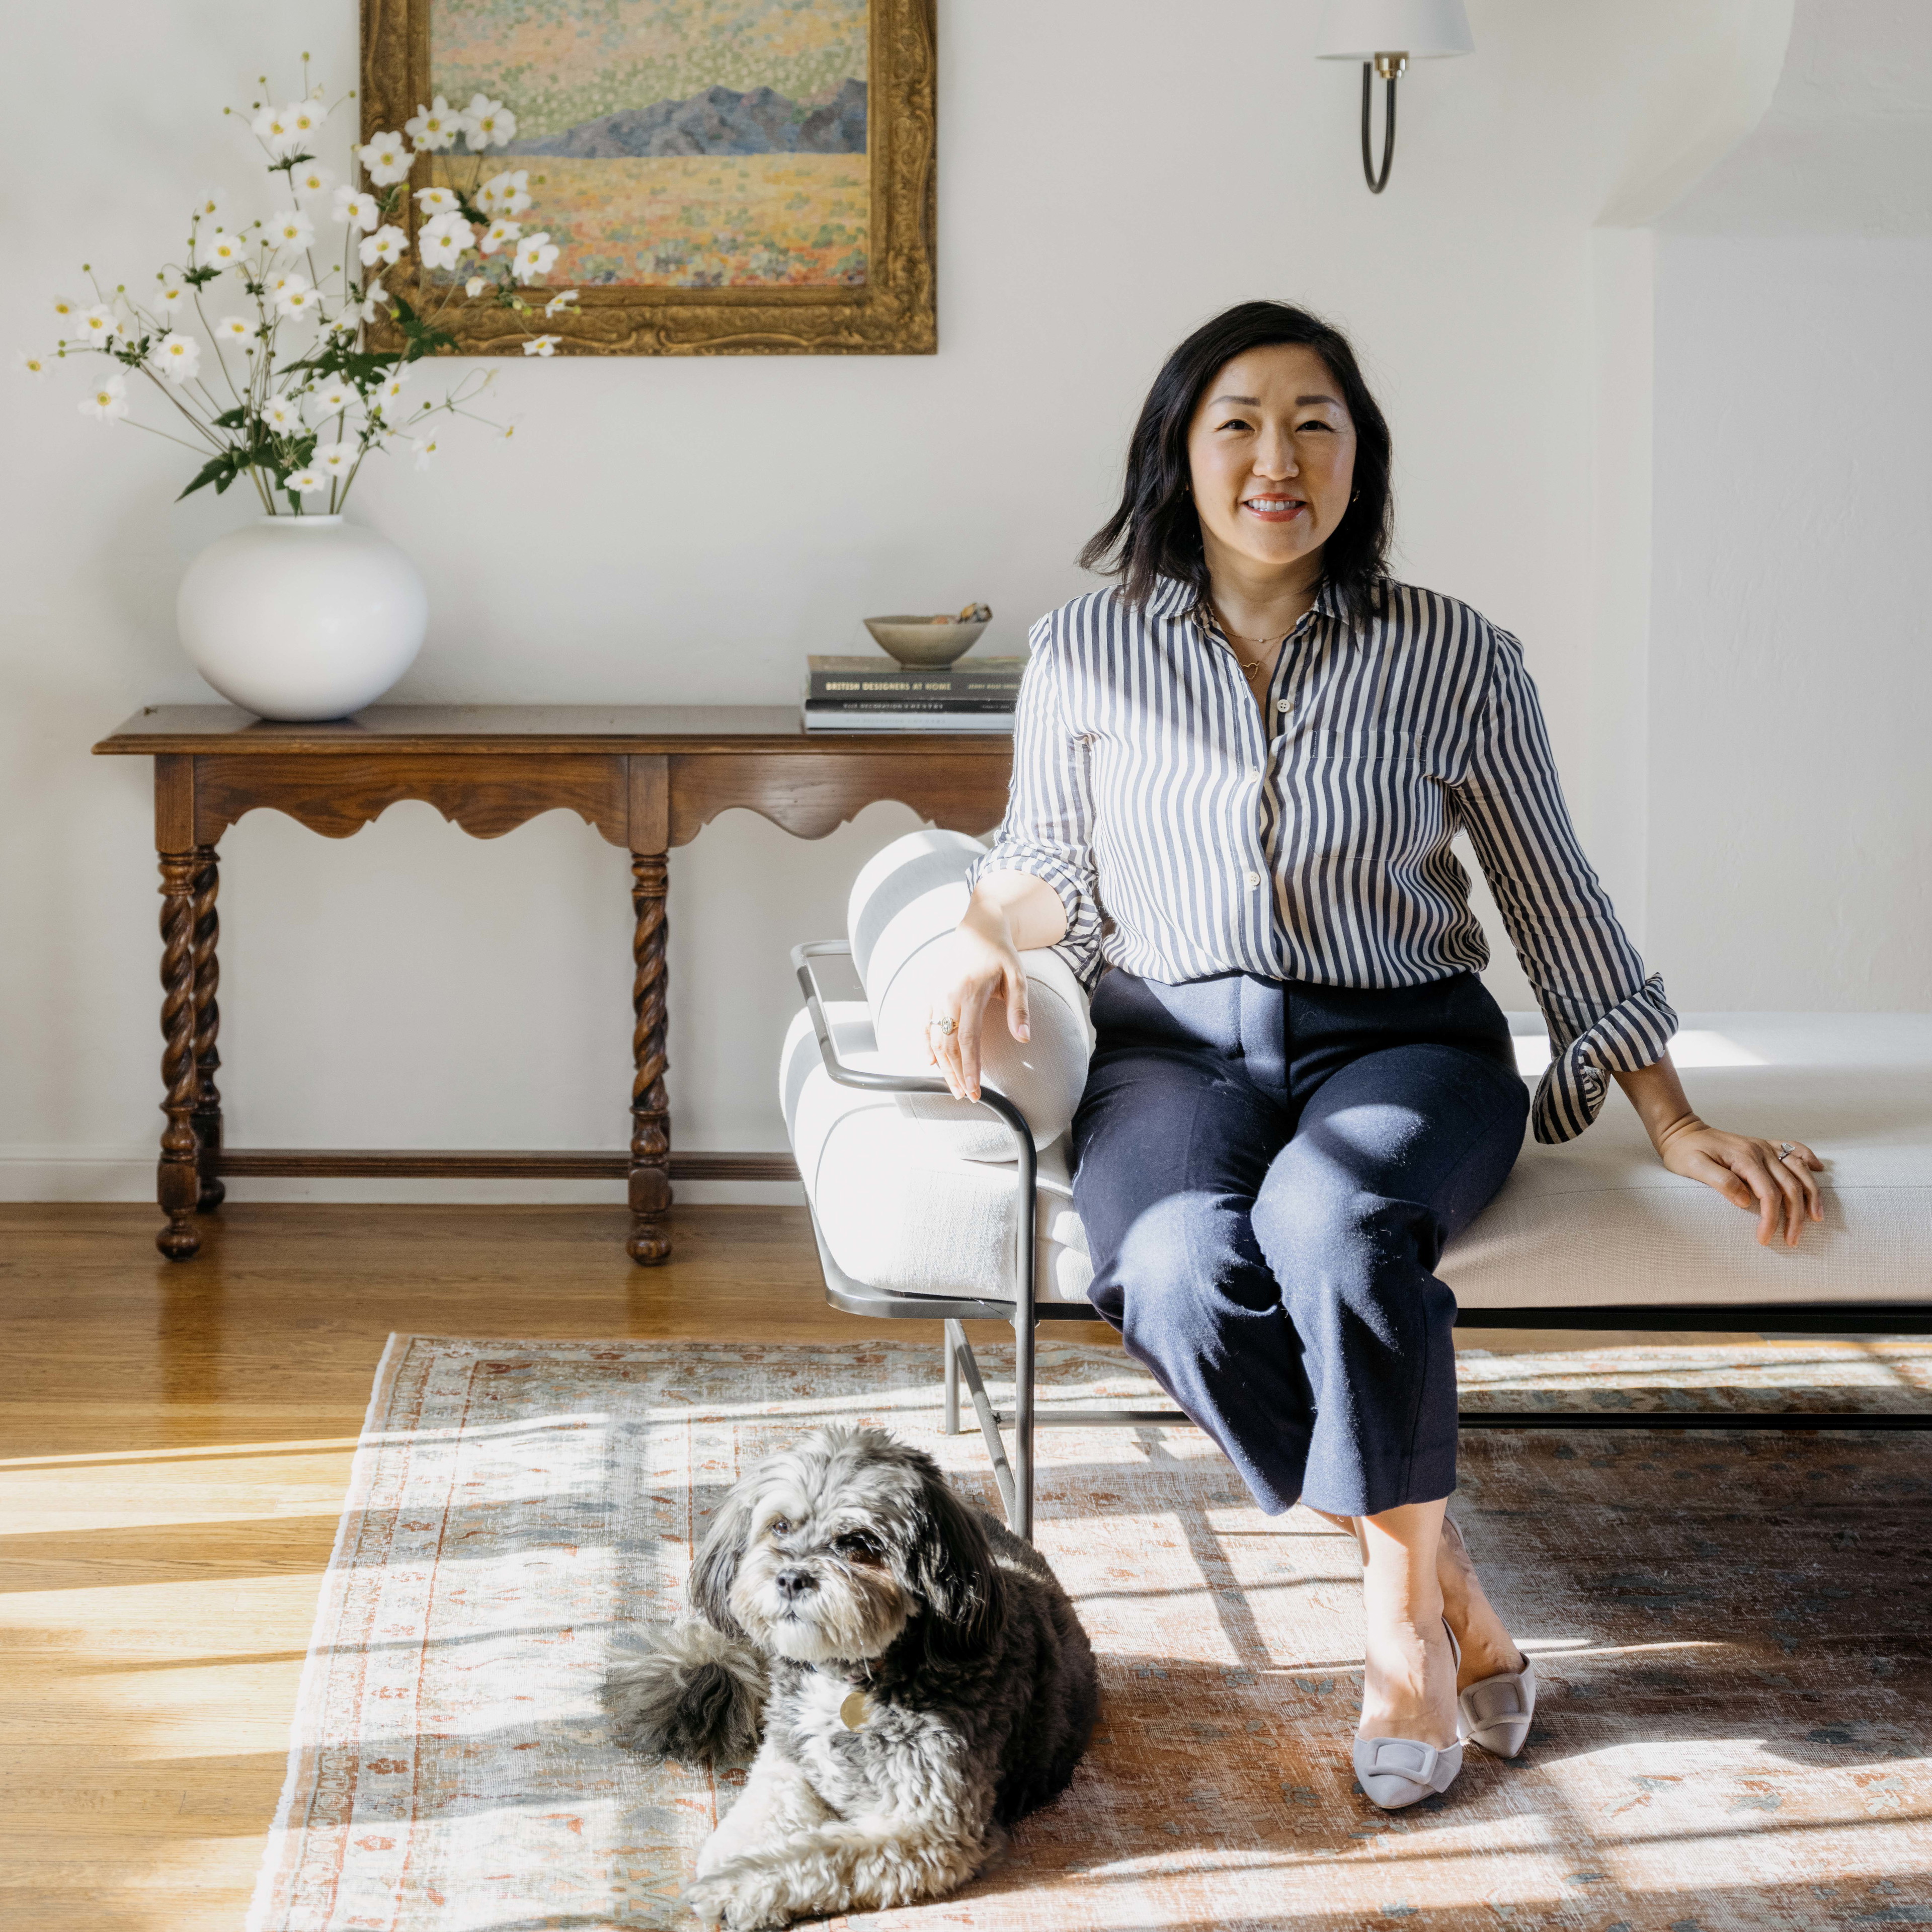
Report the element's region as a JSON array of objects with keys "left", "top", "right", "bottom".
[{"left": 94, "top": 706, "right": 1012, "bottom": 1265}]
